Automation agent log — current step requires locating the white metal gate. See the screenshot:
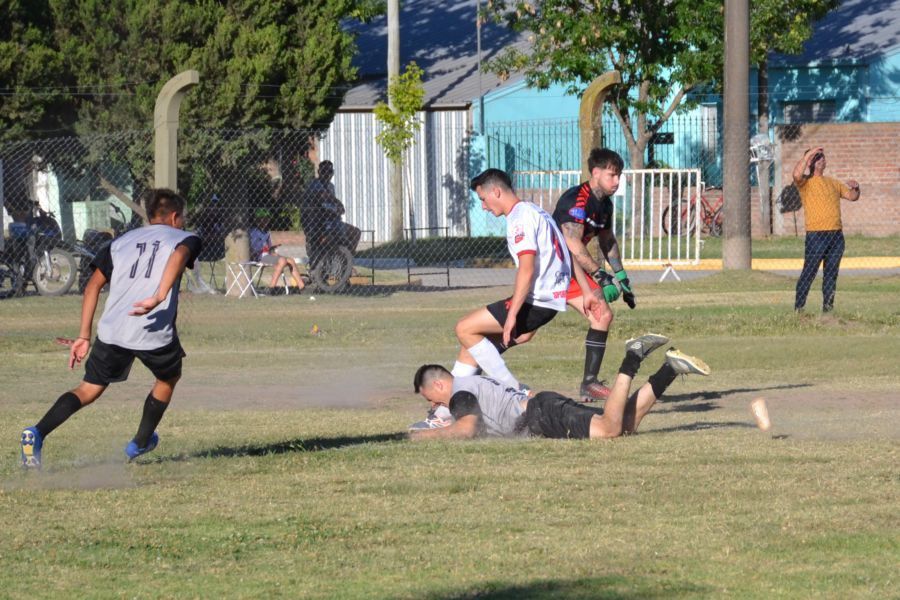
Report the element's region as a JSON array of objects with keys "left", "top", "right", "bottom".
[{"left": 513, "top": 168, "right": 704, "bottom": 265}]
